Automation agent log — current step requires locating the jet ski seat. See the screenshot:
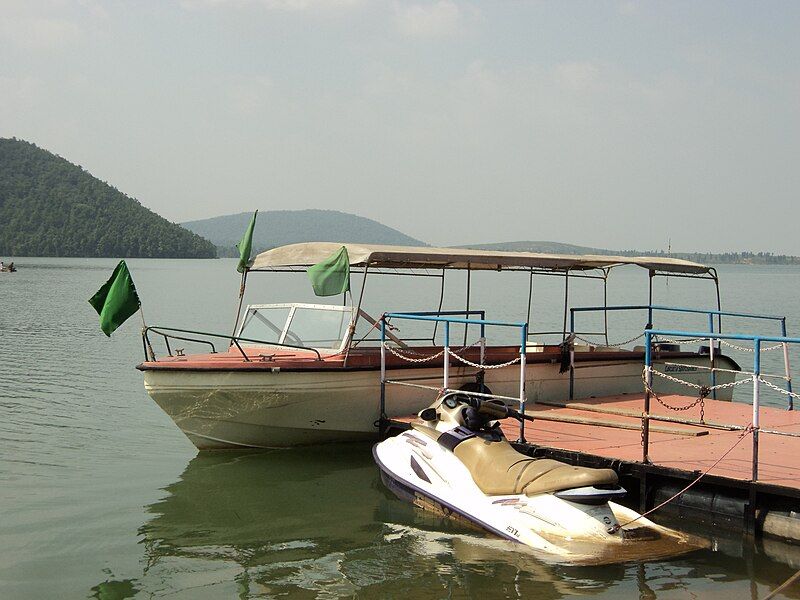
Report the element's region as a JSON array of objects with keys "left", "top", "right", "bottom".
[{"left": 453, "top": 437, "right": 618, "bottom": 496}]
